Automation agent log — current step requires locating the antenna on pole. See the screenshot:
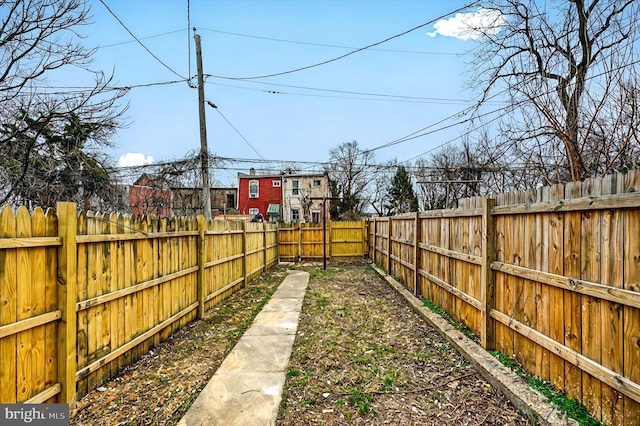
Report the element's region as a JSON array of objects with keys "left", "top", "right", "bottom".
[{"left": 194, "top": 31, "right": 212, "bottom": 220}]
